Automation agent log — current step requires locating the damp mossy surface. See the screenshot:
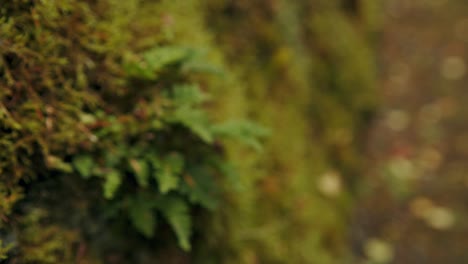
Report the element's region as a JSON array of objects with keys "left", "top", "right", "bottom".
[{"left": 0, "top": 0, "right": 379, "bottom": 263}]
